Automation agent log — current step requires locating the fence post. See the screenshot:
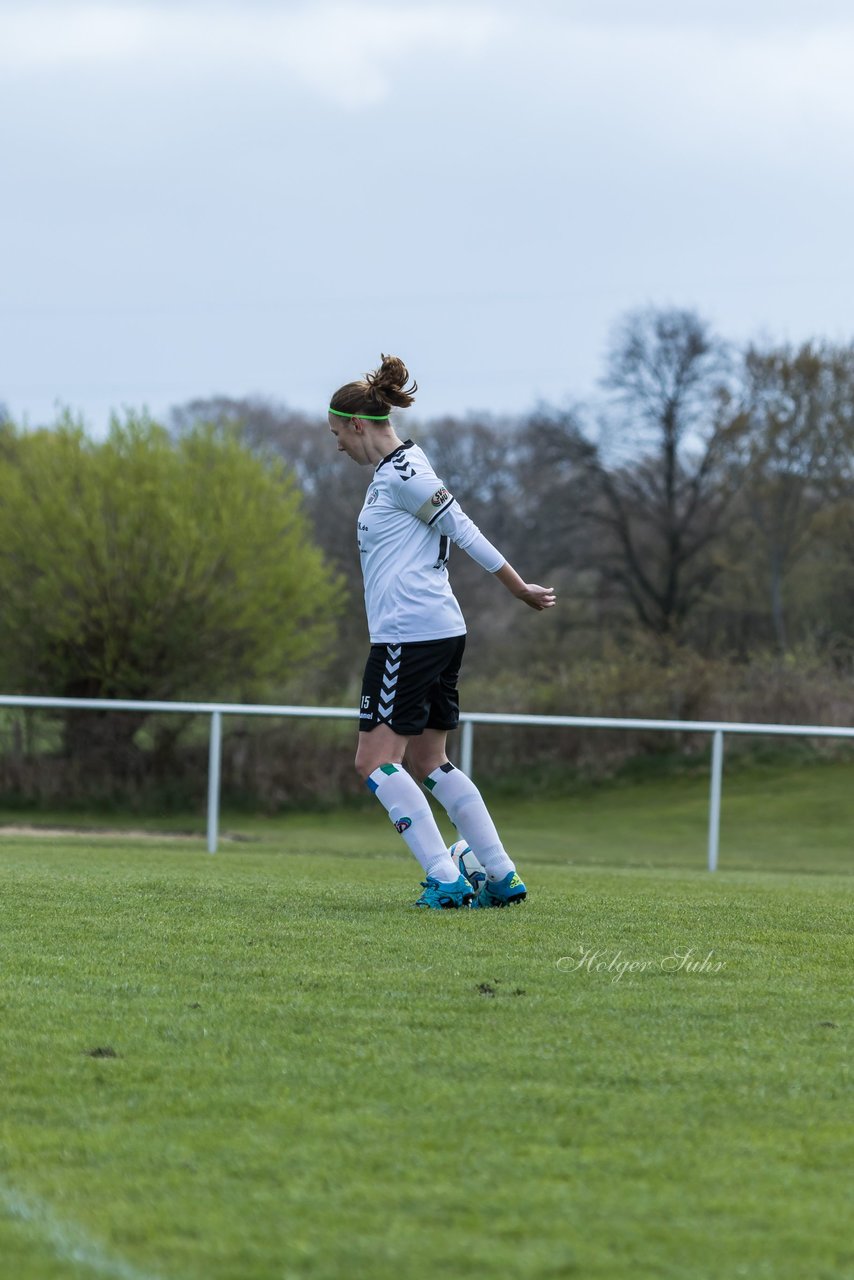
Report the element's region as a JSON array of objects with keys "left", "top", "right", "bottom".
[
  {"left": 207, "top": 710, "right": 222, "bottom": 854},
  {"left": 460, "top": 719, "right": 474, "bottom": 779},
  {"left": 708, "top": 729, "right": 724, "bottom": 872}
]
